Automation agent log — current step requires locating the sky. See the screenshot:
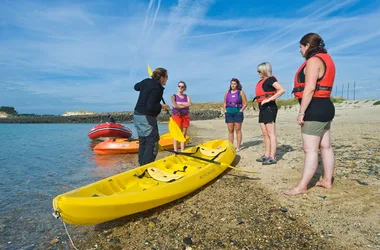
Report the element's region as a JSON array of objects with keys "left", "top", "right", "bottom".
[{"left": 1, "top": 0, "right": 380, "bottom": 115}]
